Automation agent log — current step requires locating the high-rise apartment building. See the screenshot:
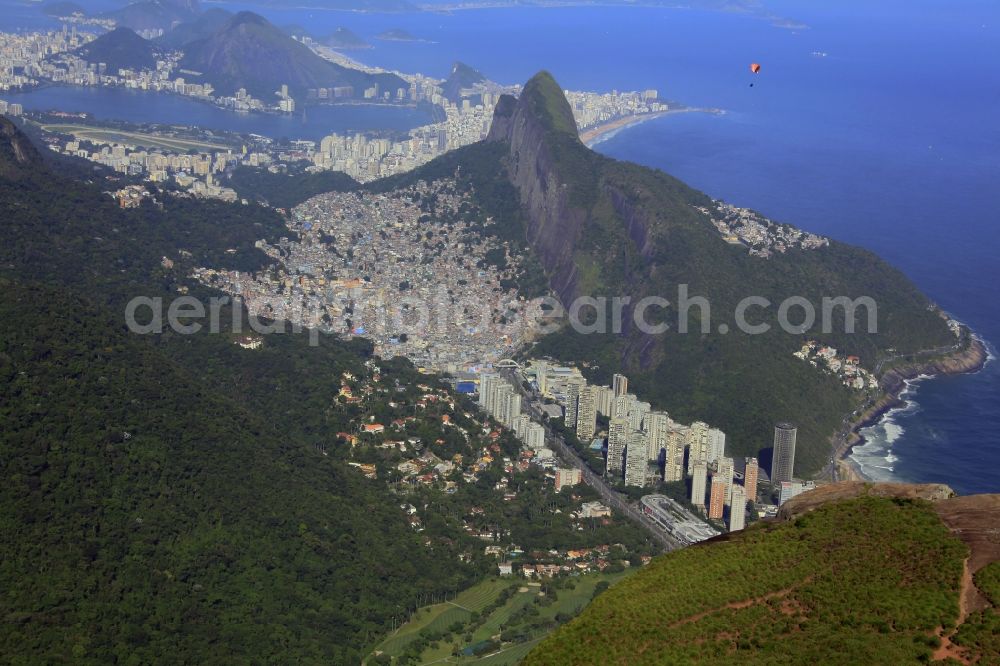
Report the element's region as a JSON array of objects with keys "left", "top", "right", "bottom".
[
  {"left": 555, "top": 468, "right": 582, "bottom": 492},
  {"left": 607, "top": 417, "right": 629, "bottom": 475},
  {"left": 595, "top": 386, "right": 616, "bottom": 417},
  {"left": 707, "top": 428, "right": 726, "bottom": 465},
  {"left": 716, "top": 456, "right": 735, "bottom": 505},
  {"left": 687, "top": 421, "right": 710, "bottom": 474},
  {"left": 664, "top": 429, "right": 686, "bottom": 482},
  {"left": 729, "top": 485, "right": 747, "bottom": 532},
  {"left": 691, "top": 462, "right": 708, "bottom": 507},
  {"left": 613, "top": 373, "right": 628, "bottom": 398},
  {"left": 628, "top": 400, "right": 650, "bottom": 432},
  {"left": 772, "top": 422, "right": 797, "bottom": 483},
  {"left": 645, "top": 411, "right": 669, "bottom": 460},
  {"left": 526, "top": 423, "right": 546, "bottom": 451},
  {"left": 625, "top": 431, "right": 649, "bottom": 487},
  {"left": 563, "top": 376, "right": 584, "bottom": 428},
  {"left": 744, "top": 457, "right": 759, "bottom": 501},
  {"left": 708, "top": 477, "right": 727, "bottom": 520},
  {"left": 576, "top": 385, "right": 598, "bottom": 441}
]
